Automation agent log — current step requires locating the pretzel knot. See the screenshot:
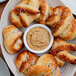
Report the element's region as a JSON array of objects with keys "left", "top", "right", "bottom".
[
  {"left": 27, "top": 54, "right": 62, "bottom": 76},
  {"left": 10, "top": 0, "right": 40, "bottom": 28},
  {"left": 3, "top": 25, "right": 23, "bottom": 54},
  {"left": 46, "top": 6, "right": 76, "bottom": 40},
  {"left": 50, "top": 37, "right": 76, "bottom": 67},
  {"left": 16, "top": 51, "right": 38, "bottom": 73}
]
